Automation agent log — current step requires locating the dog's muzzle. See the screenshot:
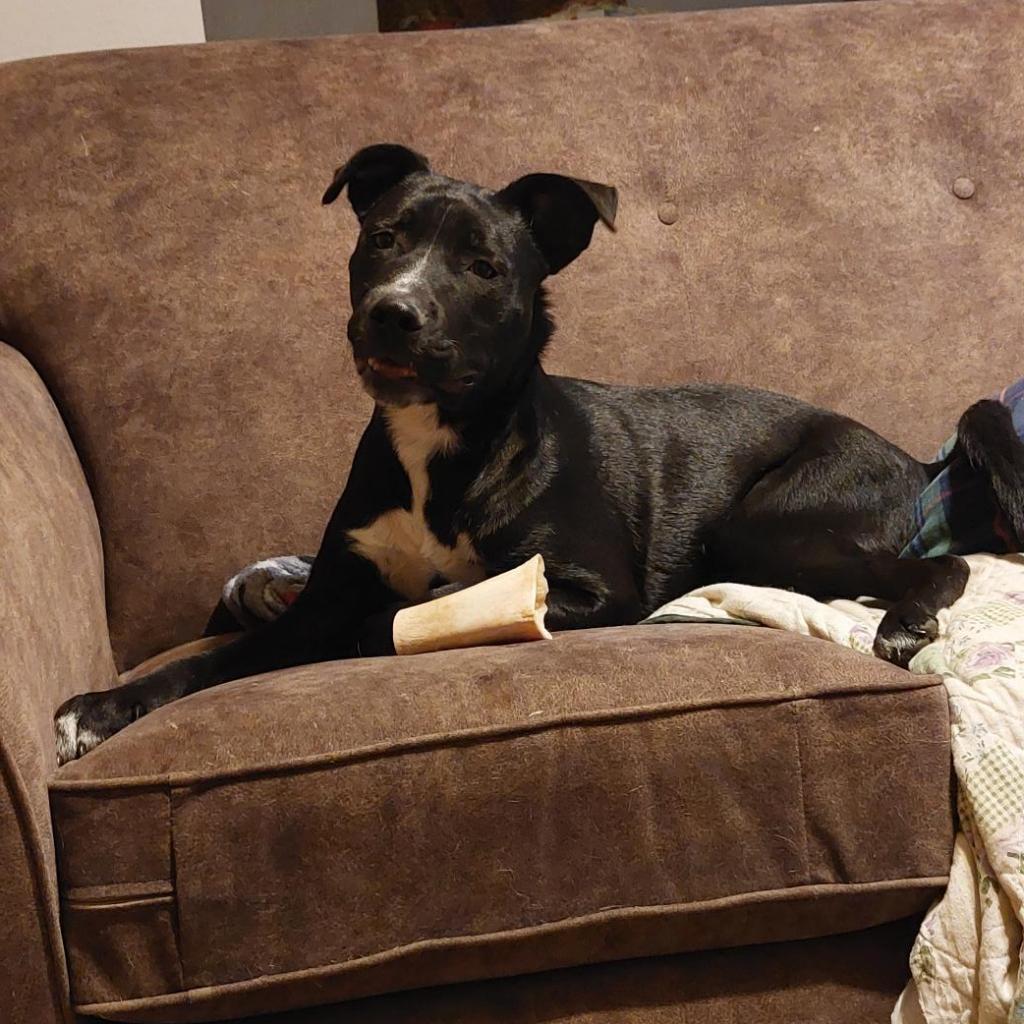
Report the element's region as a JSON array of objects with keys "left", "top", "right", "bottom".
[{"left": 348, "top": 300, "right": 474, "bottom": 404}]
